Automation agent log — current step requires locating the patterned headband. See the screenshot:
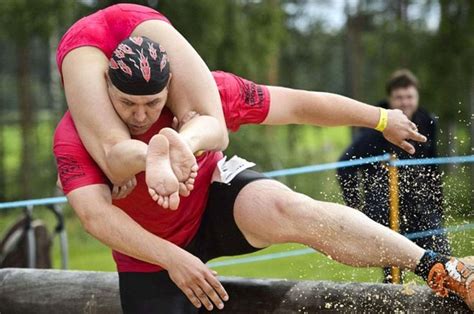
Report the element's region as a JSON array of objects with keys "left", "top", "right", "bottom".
[{"left": 108, "top": 36, "right": 170, "bottom": 95}]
